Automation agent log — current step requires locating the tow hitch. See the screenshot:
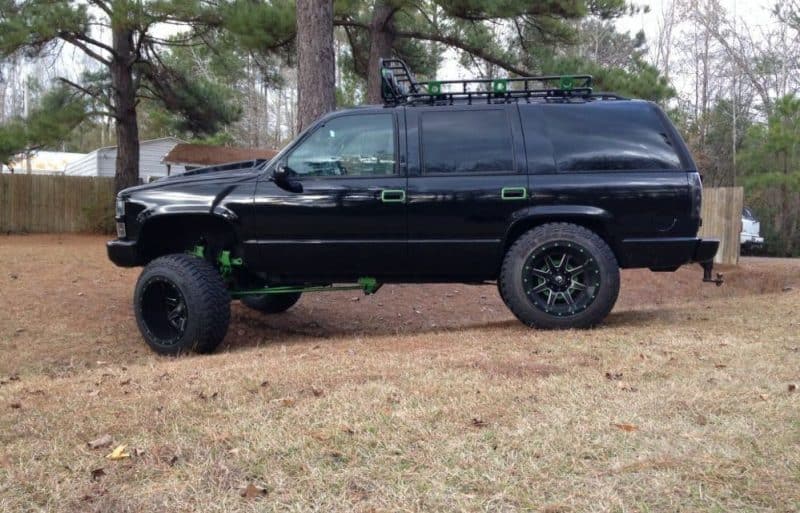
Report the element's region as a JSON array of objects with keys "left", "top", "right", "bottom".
[{"left": 701, "top": 261, "right": 724, "bottom": 286}]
